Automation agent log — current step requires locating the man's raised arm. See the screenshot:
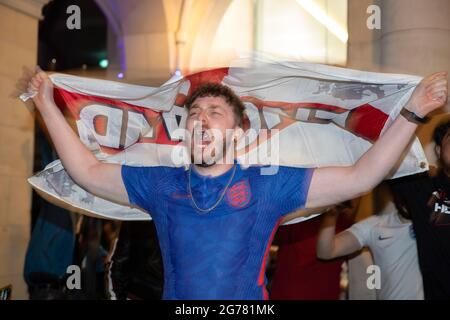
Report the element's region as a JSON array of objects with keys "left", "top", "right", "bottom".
[
  {"left": 306, "top": 72, "right": 448, "bottom": 208},
  {"left": 28, "top": 68, "right": 129, "bottom": 205}
]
